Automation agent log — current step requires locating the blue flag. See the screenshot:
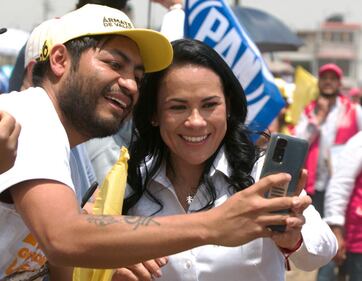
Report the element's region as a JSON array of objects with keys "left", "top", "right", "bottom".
[{"left": 184, "top": 0, "right": 285, "bottom": 133}]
